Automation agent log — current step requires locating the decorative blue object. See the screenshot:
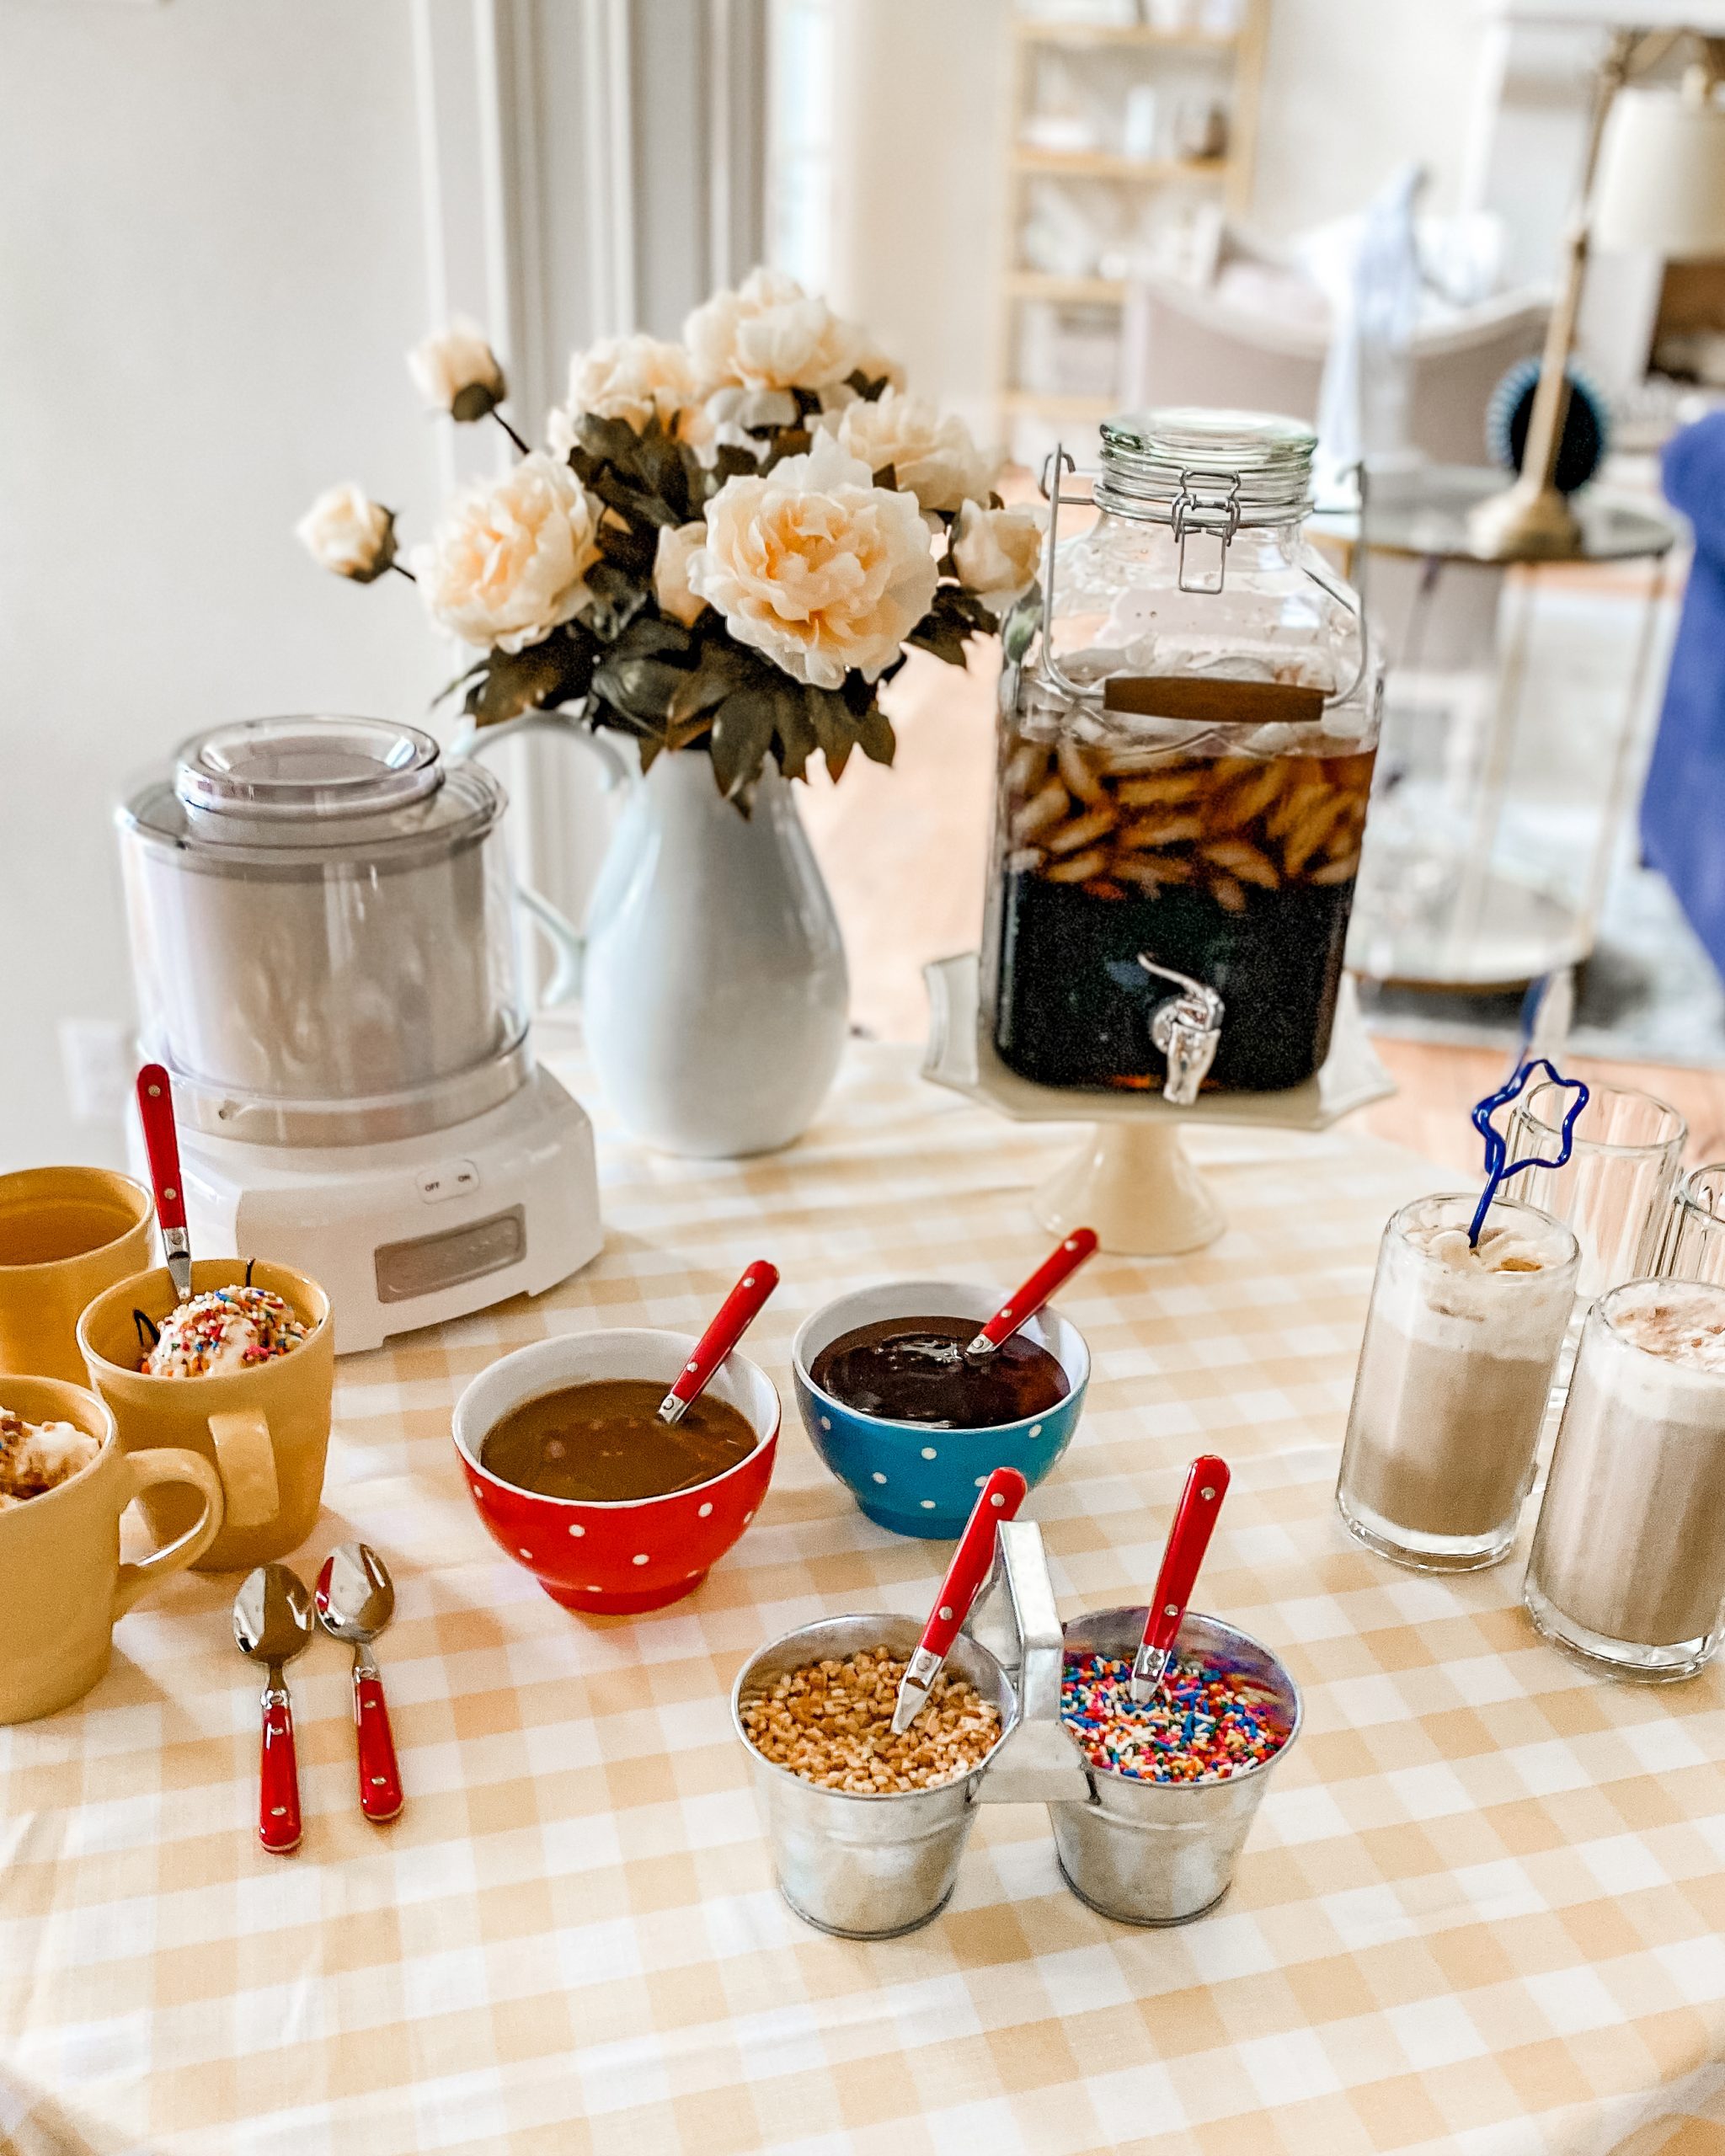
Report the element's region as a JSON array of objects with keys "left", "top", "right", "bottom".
[
  {"left": 791, "top": 1279, "right": 1090, "bottom": 1538},
  {"left": 1642, "top": 412, "right": 1725, "bottom": 985},
  {"left": 1468, "top": 1057, "right": 1590, "bottom": 1246},
  {"left": 1486, "top": 357, "right": 1610, "bottom": 495}
]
